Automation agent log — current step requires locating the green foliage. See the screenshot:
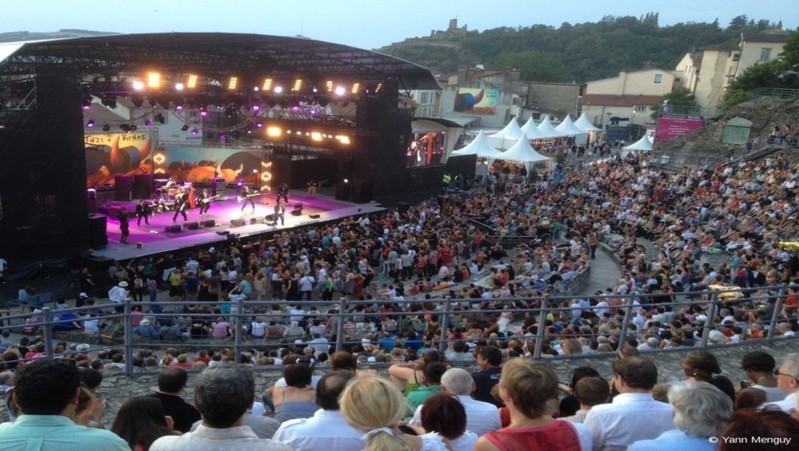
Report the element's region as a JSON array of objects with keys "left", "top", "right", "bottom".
[
  {"left": 378, "top": 14, "right": 783, "bottom": 83},
  {"left": 780, "top": 30, "right": 799, "bottom": 68},
  {"left": 720, "top": 89, "right": 752, "bottom": 113}
]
